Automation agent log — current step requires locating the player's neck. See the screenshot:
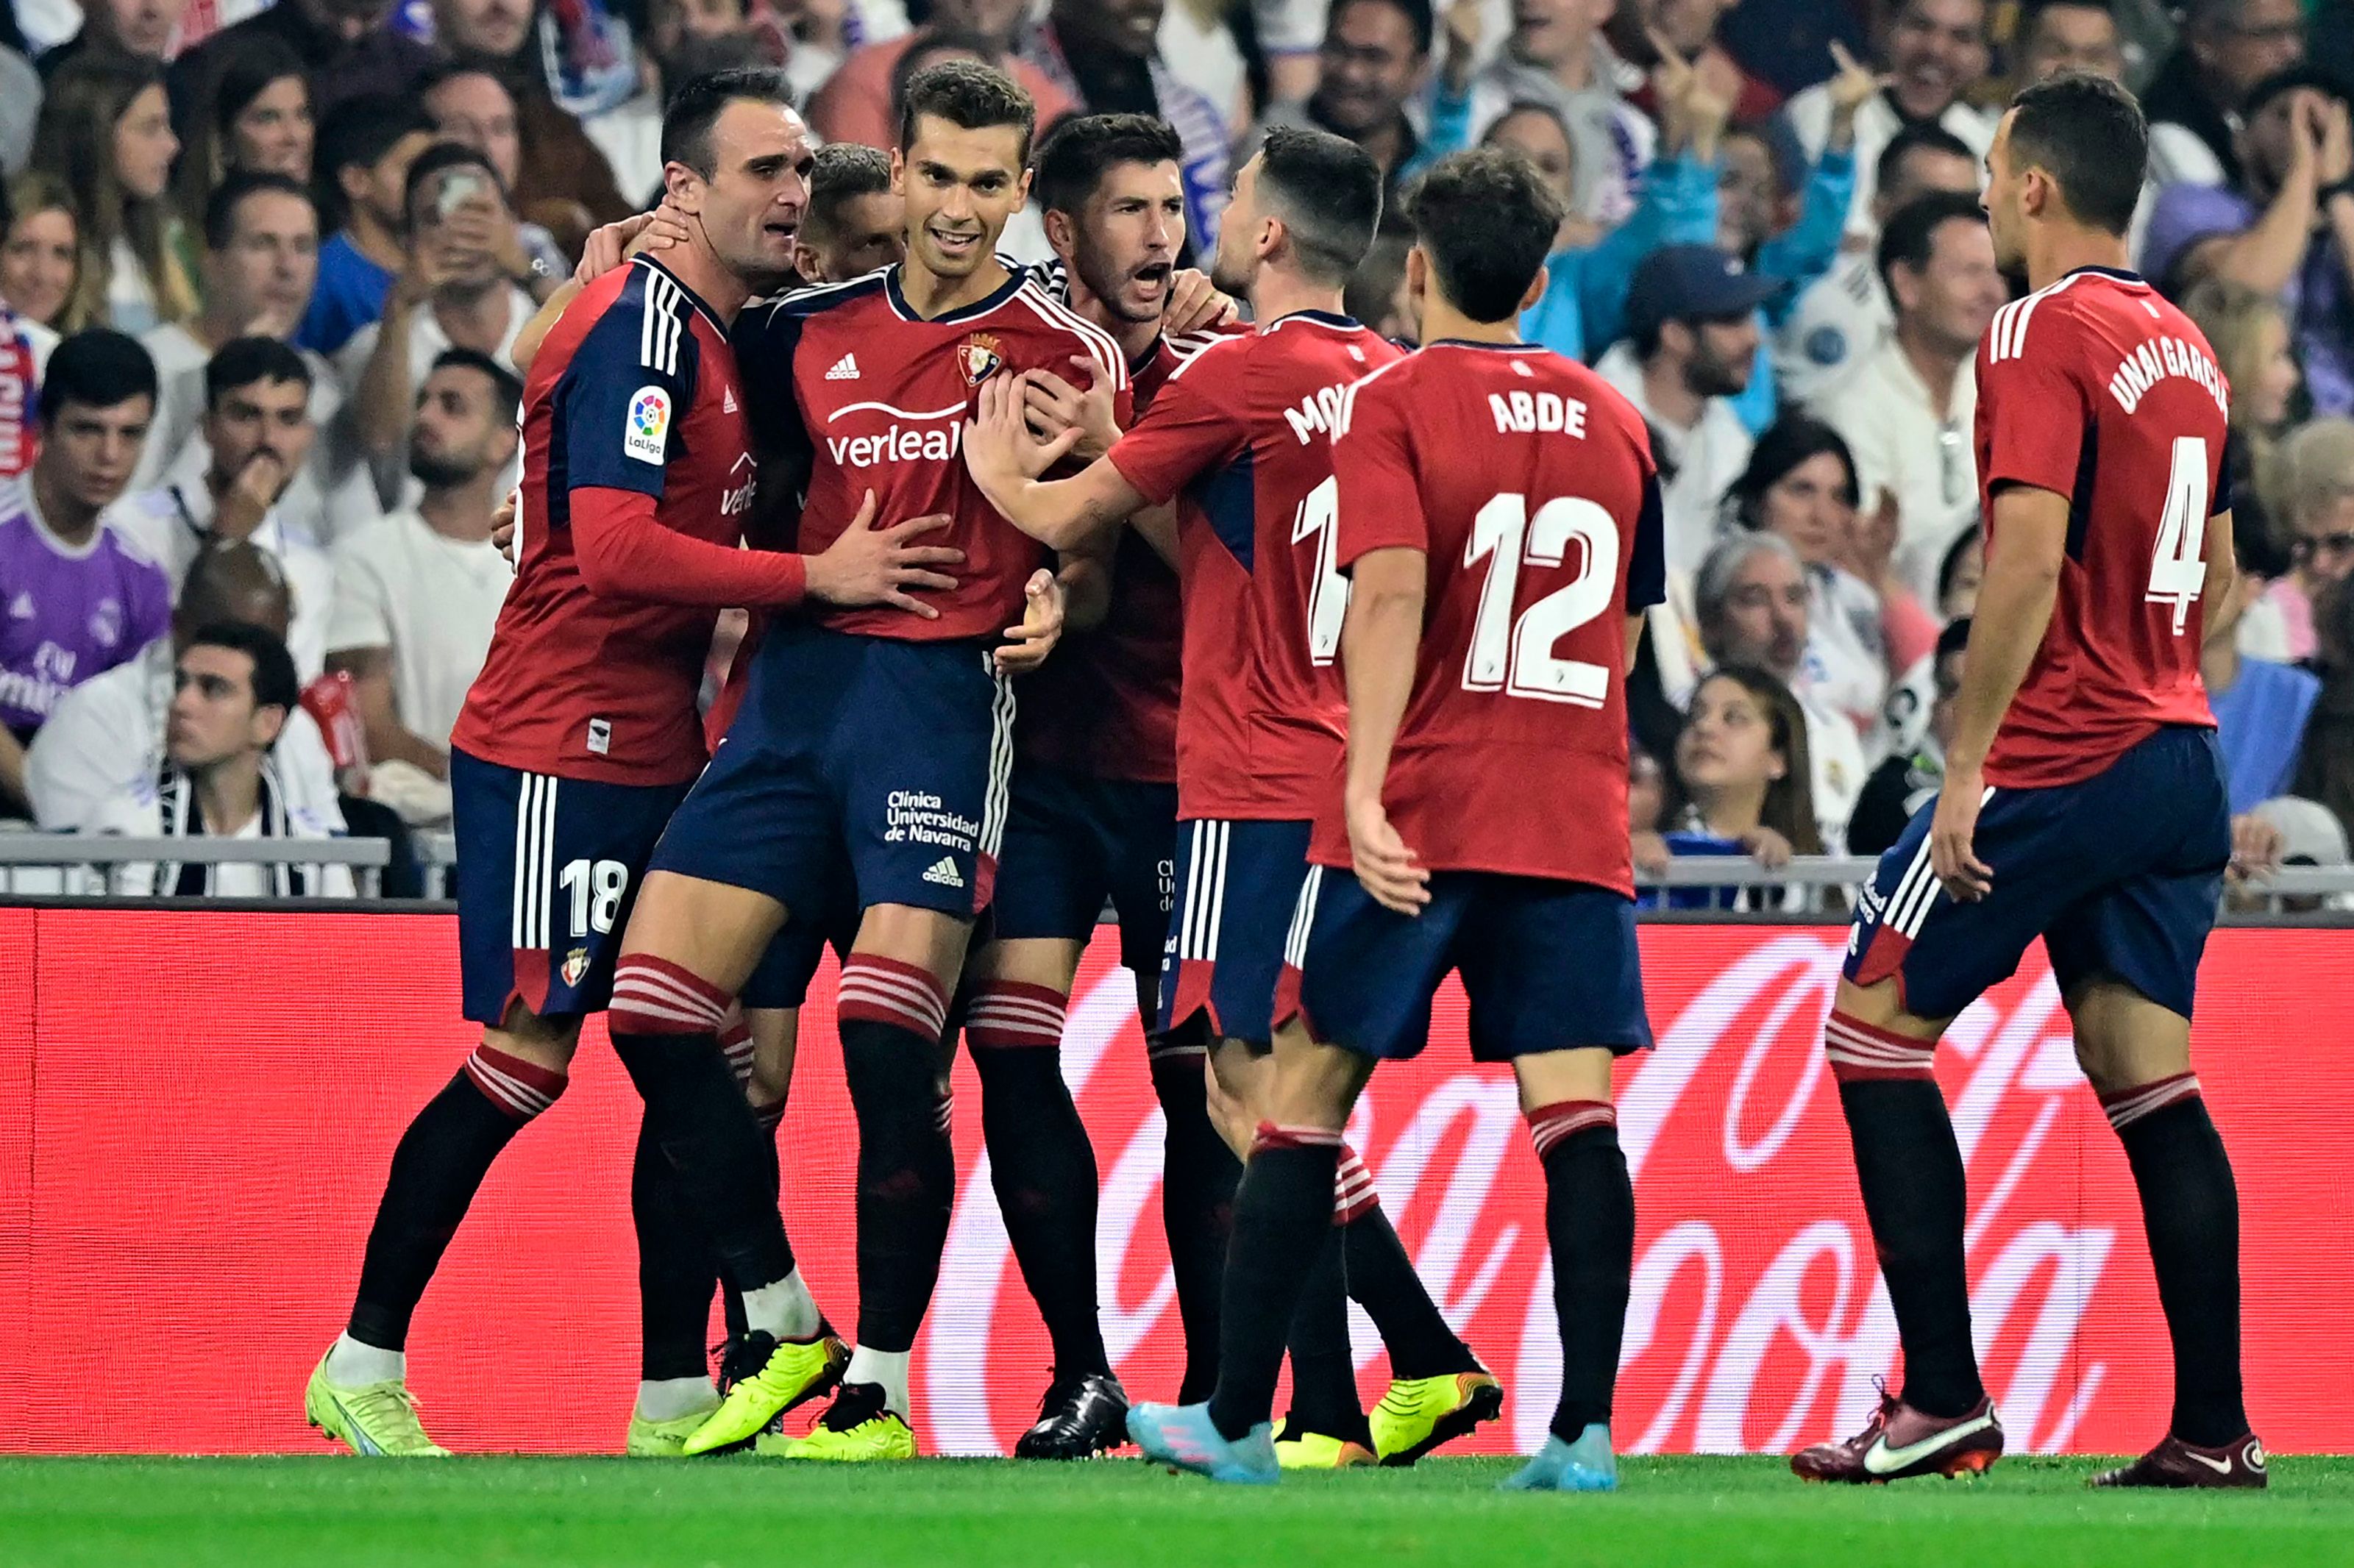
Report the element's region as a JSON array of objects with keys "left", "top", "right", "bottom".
[
  {"left": 2022, "top": 224, "right": 2131, "bottom": 293},
  {"left": 1248, "top": 268, "right": 1344, "bottom": 331},
  {"left": 1418, "top": 295, "right": 1520, "bottom": 347},
  {"left": 899, "top": 253, "right": 1013, "bottom": 320},
  {"left": 192, "top": 753, "right": 263, "bottom": 839},
  {"left": 652, "top": 240, "right": 753, "bottom": 325}
]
